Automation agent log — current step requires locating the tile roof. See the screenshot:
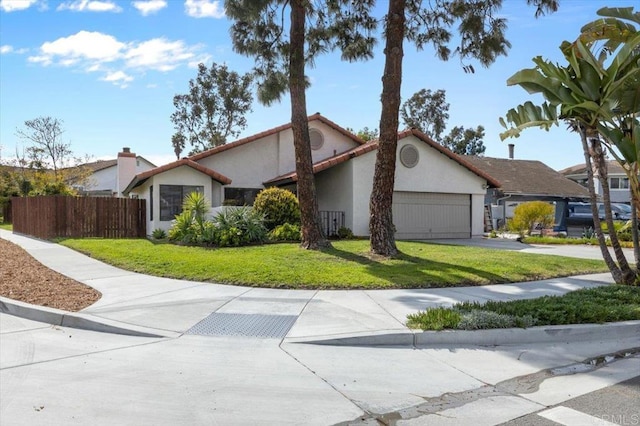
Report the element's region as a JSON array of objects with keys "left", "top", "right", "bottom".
[
  {"left": 123, "top": 158, "right": 231, "bottom": 194},
  {"left": 265, "top": 128, "right": 501, "bottom": 187},
  {"left": 77, "top": 156, "right": 156, "bottom": 173},
  {"left": 559, "top": 160, "right": 626, "bottom": 176},
  {"left": 464, "top": 156, "right": 590, "bottom": 198},
  {"left": 189, "top": 113, "right": 365, "bottom": 161}
]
